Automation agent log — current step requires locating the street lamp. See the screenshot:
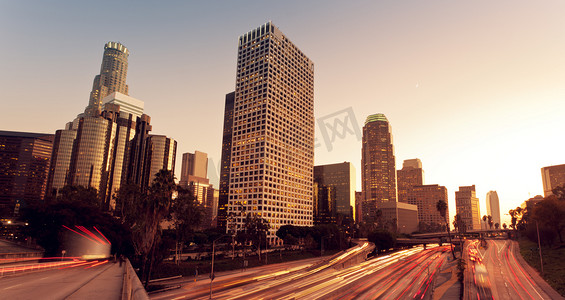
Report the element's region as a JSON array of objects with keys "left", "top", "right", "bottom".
[{"left": 210, "top": 234, "right": 231, "bottom": 299}]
